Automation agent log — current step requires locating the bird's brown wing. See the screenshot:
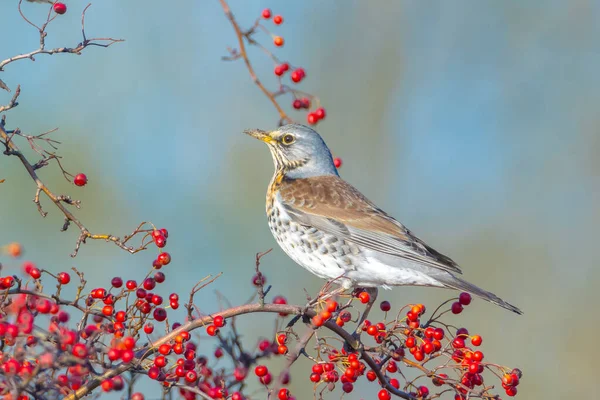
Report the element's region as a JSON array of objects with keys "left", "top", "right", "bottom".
[{"left": 277, "top": 175, "right": 463, "bottom": 275}]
